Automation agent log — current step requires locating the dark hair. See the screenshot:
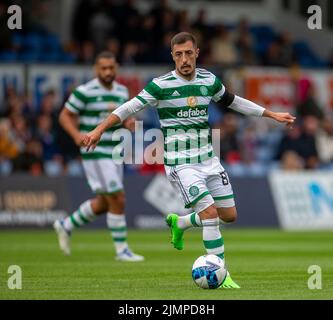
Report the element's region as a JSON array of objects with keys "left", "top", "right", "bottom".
[
  {"left": 95, "top": 51, "right": 116, "bottom": 64},
  {"left": 170, "top": 32, "right": 197, "bottom": 50}
]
